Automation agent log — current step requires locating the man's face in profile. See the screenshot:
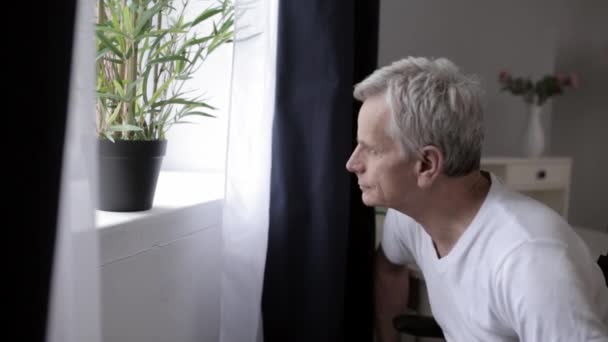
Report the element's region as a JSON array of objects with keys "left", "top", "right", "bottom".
[{"left": 346, "top": 94, "right": 417, "bottom": 209}]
